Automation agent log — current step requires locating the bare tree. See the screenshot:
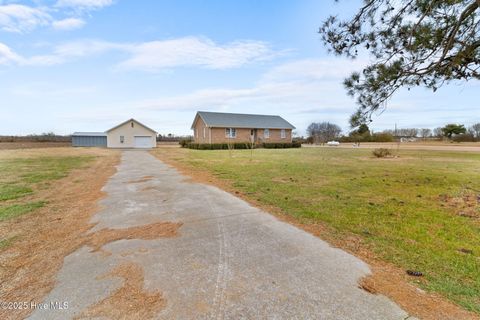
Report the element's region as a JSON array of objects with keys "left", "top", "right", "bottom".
[
  {"left": 433, "top": 127, "right": 444, "bottom": 138},
  {"left": 420, "top": 128, "right": 432, "bottom": 140},
  {"left": 395, "top": 128, "right": 419, "bottom": 138},
  {"left": 471, "top": 123, "right": 480, "bottom": 138},
  {"left": 227, "top": 137, "right": 235, "bottom": 157},
  {"left": 307, "top": 122, "right": 342, "bottom": 144}
]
